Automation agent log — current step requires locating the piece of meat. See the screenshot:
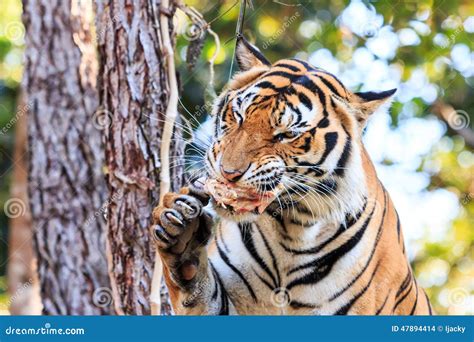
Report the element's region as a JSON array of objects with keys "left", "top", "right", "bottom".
[{"left": 204, "top": 179, "right": 283, "bottom": 214}]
